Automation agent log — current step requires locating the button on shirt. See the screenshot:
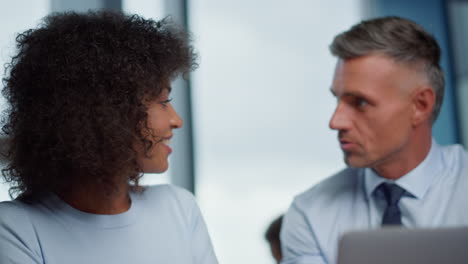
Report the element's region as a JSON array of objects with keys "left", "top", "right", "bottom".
[{"left": 280, "top": 140, "right": 468, "bottom": 264}]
